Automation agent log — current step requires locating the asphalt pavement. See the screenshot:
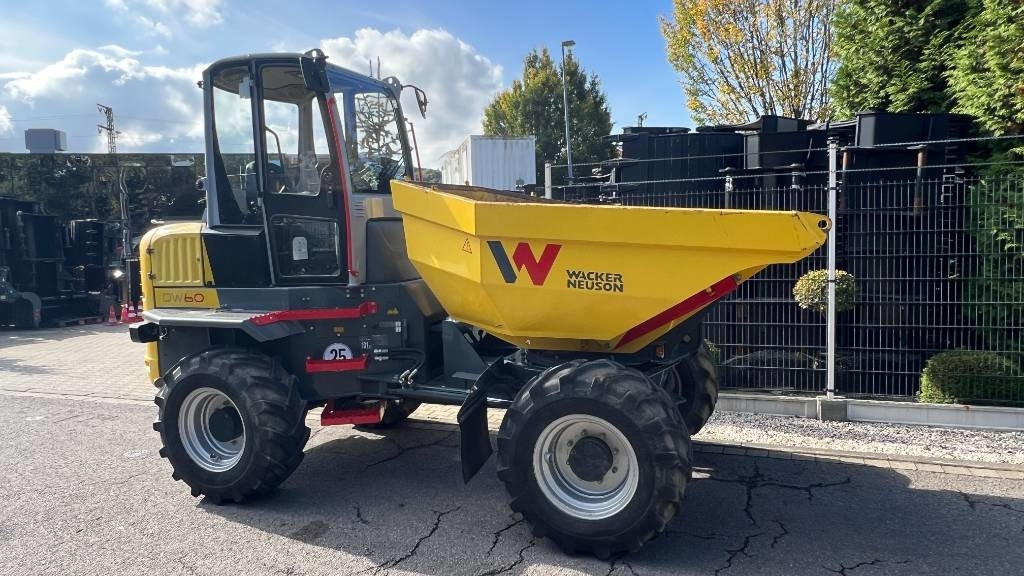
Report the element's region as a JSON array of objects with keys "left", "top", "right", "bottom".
[{"left": 1, "top": 393, "right": 1022, "bottom": 576}]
